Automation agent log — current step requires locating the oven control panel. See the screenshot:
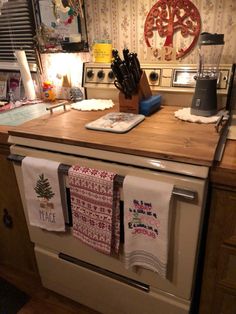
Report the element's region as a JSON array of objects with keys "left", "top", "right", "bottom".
[
  {"left": 84, "top": 66, "right": 115, "bottom": 85},
  {"left": 83, "top": 62, "right": 233, "bottom": 94}
]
